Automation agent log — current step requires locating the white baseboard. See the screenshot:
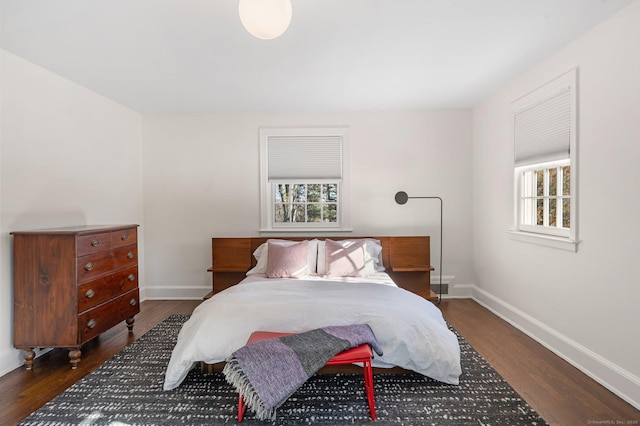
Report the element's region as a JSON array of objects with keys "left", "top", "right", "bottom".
[
  {"left": 443, "top": 283, "right": 474, "bottom": 299},
  {"left": 0, "top": 346, "right": 58, "bottom": 378},
  {"left": 144, "top": 278, "right": 464, "bottom": 301},
  {"left": 143, "top": 279, "right": 464, "bottom": 301},
  {"left": 141, "top": 285, "right": 210, "bottom": 301},
  {"left": 0, "top": 347, "right": 22, "bottom": 378},
  {"left": 471, "top": 286, "right": 640, "bottom": 410},
  {"left": 430, "top": 274, "right": 454, "bottom": 285}
]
